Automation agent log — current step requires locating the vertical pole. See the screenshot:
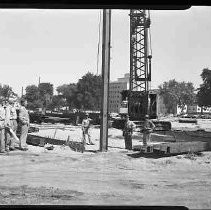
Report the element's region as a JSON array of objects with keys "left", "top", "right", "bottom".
[
  {"left": 100, "top": 9, "right": 111, "bottom": 152},
  {"left": 21, "top": 87, "right": 23, "bottom": 97}
]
